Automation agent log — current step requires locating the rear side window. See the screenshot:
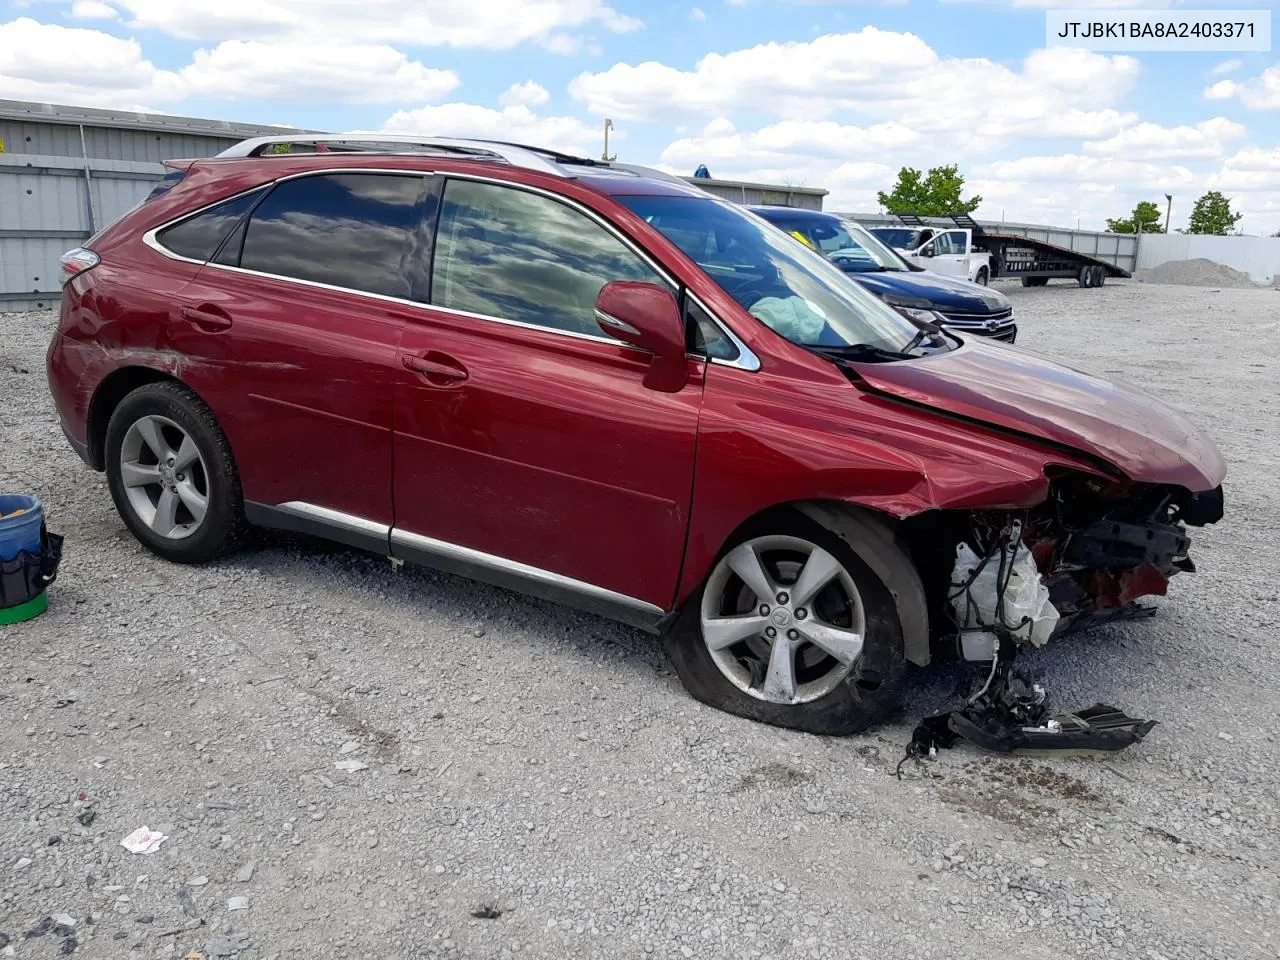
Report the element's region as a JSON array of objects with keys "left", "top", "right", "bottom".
[
  {"left": 238, "top": 173, "right": 431, "bottom": 301},
  {"left": 155, "top": 188, "right": 265, "bottom": 262},
  {"left": 431, "top": 179, "right": 663, "bottom": 336}
]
